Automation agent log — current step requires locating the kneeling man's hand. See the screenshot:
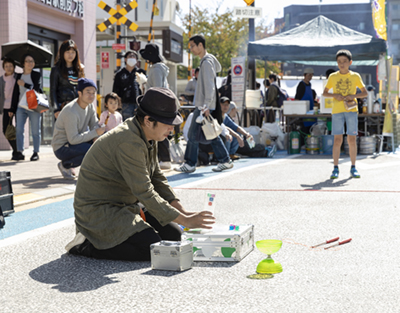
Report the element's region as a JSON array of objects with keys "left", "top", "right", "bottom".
[{"left": 174, "top": 211, "right": 215, "bottom": 229}]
